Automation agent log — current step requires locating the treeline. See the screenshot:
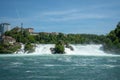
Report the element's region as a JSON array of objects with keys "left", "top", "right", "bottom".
[
  {"left": 103, "top": 22, "right": 120, "bottom": 54},
  {"left": 3, "top": 27, "right": 106, "bottom": 53},
  {"left": 3, "top": 22, "right": 120, "bottom": 54},
  {"left": 5, "top": 27, "right": 106, "bottom": 44}
]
